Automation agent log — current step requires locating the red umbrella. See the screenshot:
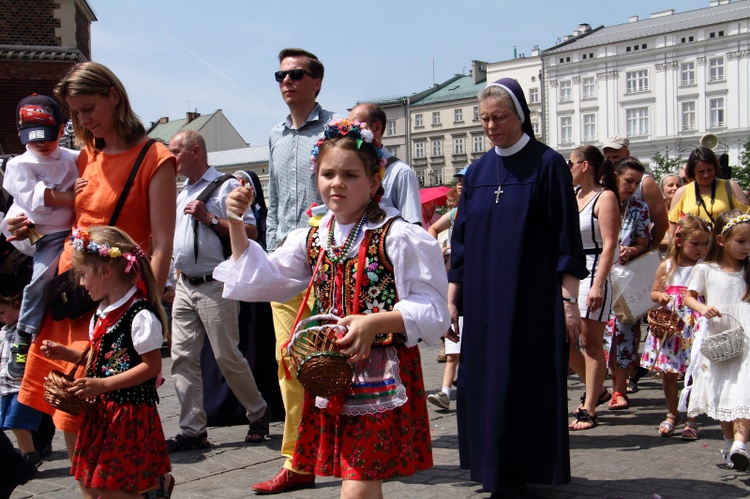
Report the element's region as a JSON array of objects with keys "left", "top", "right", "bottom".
[{"left": 419, "top": 186, "right": 450, "bottom": 207}]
